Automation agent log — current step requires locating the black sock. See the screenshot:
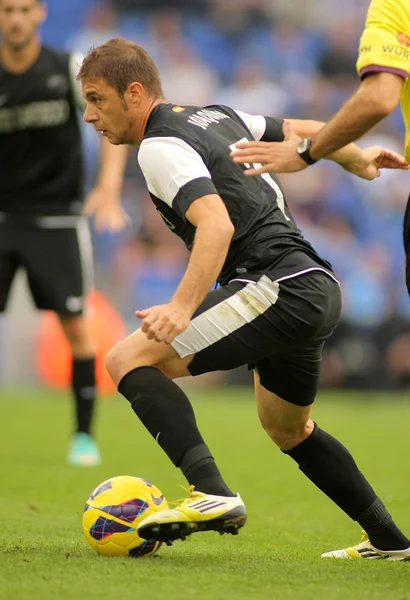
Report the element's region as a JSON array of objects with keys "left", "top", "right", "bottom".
[
  {"left": 178, "top": 444, "right": 234, "bottom": 497},
  {"left": 118, "top": 366, "right": 234, "bottom": 497},
  {"left": 357, "top": 498, "right": 409, "bottom": 551},
  {"left": 283, "top": 423, "right": 409, "bottom": 551},
  {"left": 72, "top": 357, "right": 96, "bottom": 435}
]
